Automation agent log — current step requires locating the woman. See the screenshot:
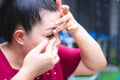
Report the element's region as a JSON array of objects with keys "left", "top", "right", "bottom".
[{"left": 0, "top": 0, "right": 107, "bottom": 80}]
